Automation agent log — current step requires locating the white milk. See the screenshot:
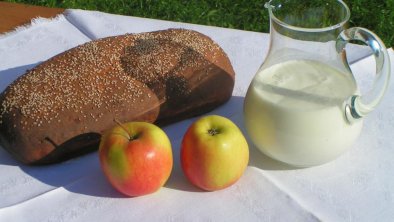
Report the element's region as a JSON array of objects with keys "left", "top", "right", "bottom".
[{"left": 244, "top": 60, "right": 363, "bottom": 166}]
